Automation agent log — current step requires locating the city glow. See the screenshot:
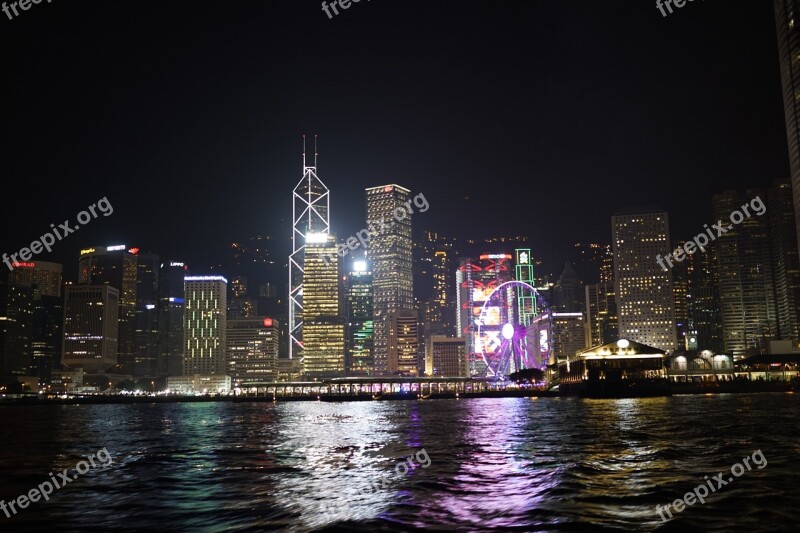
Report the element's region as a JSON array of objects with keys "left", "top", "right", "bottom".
[
  {"left": 353, "top": 260, "right": 367, "bottom": 272},
  {"left": 305, "top": 232, "right": 328, "bottom": 244},
  {"left": 185, "top": 276, "right": 228, "bottom": 284}
]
